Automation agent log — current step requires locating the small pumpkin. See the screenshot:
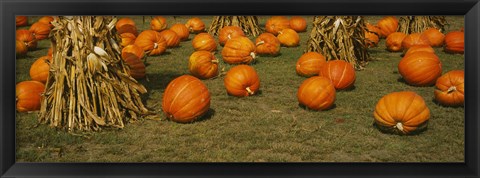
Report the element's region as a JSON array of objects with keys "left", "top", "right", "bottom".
[
  {"left": 134, "top": 30, "right": 167, "bottom": 56},
  {"left": 434, "top": 70, "right": 464, "bottom": 107},
  {"left": 403, "top": 45, "right": 435, "bottom": 57},
  {"left": 444, "top": 31, "right": 464, "bottom": 54},
  {"left": 365, "top": 23, "right": 381, "bottom": 37},
  {"left": 38, "top": 16, "right": 55, "bottom": 28},
  {"left": 185, "top": 17, "right": 205, "bottom": 33},
  {"left": 365, "top": 30, "right": 380, "bottom": 48},
  {"left": 116, "top": 17, "right": 137, "bottom": 35},
  {"left": 16, "top": 80, "right": 45, "bottom": 112},
  {"left": 398, "top": 51, "right": 442, "bottom": 86},
  {"left": 221, "top": 36, "right": 256, "bottom": 64},
  {"left": 159, "top": 29, "right": 181, "bottom": 48},
  {"left": 16, "top": 16, "right": 28, "bottom": 27},
  {"left": 255, "top": 33, "right": 281, "bottom": 56},
  {"left": 277, "top": 28, "right": 300, "bottom": 47},
  {"left": 121, "top": 44, "right": 145, "bottom": 61},
  {"left": 150, "top": 16, "right": 168, "bottom": 31},
  {"left": 170, "top": 23, "right": 190, "bottom": 41},
  {"left": 374, "top": 91, "right": 430, "bottom": 135},
  {"left": 421, "top": 28, "right": 445, "bottom": 47},
  {"left": 385, "top": 32, "right": 407, "bottom": 52},
  {"left": 121, "top": 45, "right": 146, "bottom": 79},
  {"left": 16, "top": 29, "right": 37, "bottom": 50},
  {"left": 188, "top": 51, "right": 219, "bottom": 79},
  {"left": 224, "top": 65, "right": 260, "bottom": 97},
  {"left": 377, "top": 16, "right": 398, "bottom": 38},
  {"left": 16, "top": 40, "right": 28, "bottom": 56},
  {"left": 318, "top": 60, "right": 356, "bottom": 90},
  {"left": 297, "top": 76, "right": 336, "bottom": 111},
  {"left": 265, "top": 16, "right": 290, "bottom": 36},
  {"left": 30, "top": 55, "right": 52, "bottom": 83},
  {"left": 401, "top": 33, "right": 430, "bottom": 49},
  {"left": 192, "top": 33, "right": 217, "bottom": 52},
  {"left": 162, "top": 75, "right": 211, "bottom": 123},
  {"left": 120, "top": 32, "right": 137, "bottom": 47},
  {"left": 218, "top": 26, "right": 246, "bottom": 46},
  {"left": 295, "top": 52, "right": 327, "bottom": 77},
  {"left": 289, "top": 16, "right": 307, "bottom": 32},
  {"left": 29, "top": 22, "right": 51, "bottom": 40}
]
